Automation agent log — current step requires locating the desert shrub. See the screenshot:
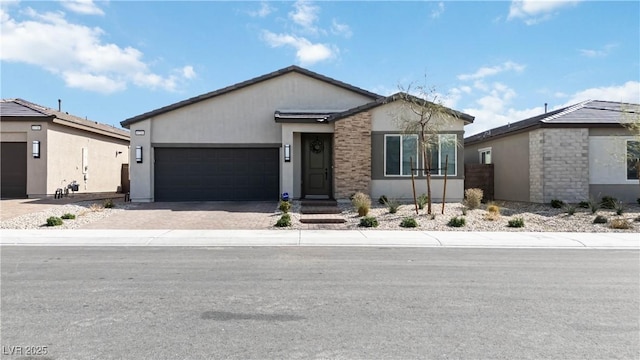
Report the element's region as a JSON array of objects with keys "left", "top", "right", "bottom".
[
  {"left": 464, "top": 188, "right": 483, "bottom": 210},
  {"left": 275, "top": 213, "right": 291, "bottom": 227},
  {"left": 578, "top": 201, "right": 590, "bottom": 209},
  {"left": 486, "top": 203, "right": 500, "bottom": 214},
  {"left": 587, "top": 198, "right": 599, "bottom": 214},
  {"left": 609, "top": 218, "right": 631, "bottom": 229},
  {"left": 359, "top": 216, "right": 378, "bottom": 228},
  {"left": 384, "top": 198, "right": 401, "bottom": 214},
  {"left": 417, "top": 194, "right": 428, "bottom": 210},
  {"left": 351, "top": 192, "right": 371, "bottom": 217},
  {"left": 103, "top": 199, "right": 115, "bottom": 208},
  {"left": 61, "top": 213, "right": 76, "bottom": 220},
  {"left": 593, "top": 215, "right": 607, "bottom": 224},
  {"left": 400, "top": 217, "right": 418, "bottom": 228},
  {"left": 550, "top": 199, "right": 565, "bottom": 209},
  {"left": 378, "top": 195, "right": 388, "bottom": 205},
  {"left": 508, "top": 217, "right": 525, "bottom": 228},
  {"left": 461, "top": 206, "right": 468, "bottom": 216},
  {"left": 600, "top": 196, "right": 617, "bottom": 209},
  {"left": 278, "top": 200, "right": 291, "bottom": 213},
  {"left": 613, "top": 201, "right": 625, "bottom": 215},
  {"left": 564, "top": 204, "right": 577, "bottom": 216},
  {"left": 46, "top": 216, "right": 63, "bottom": 227},
  {"left": 447, "top": 216, "right": 466, "bottom": 227}
]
